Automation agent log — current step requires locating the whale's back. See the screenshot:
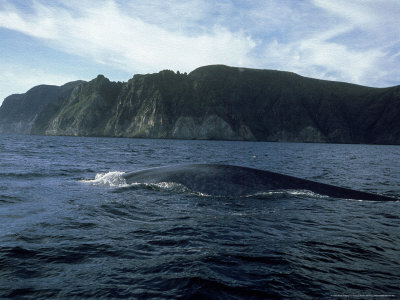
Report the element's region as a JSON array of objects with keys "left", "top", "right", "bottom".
[{"left": 123, "top": 164, "right": 398, "bottom": 201}]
